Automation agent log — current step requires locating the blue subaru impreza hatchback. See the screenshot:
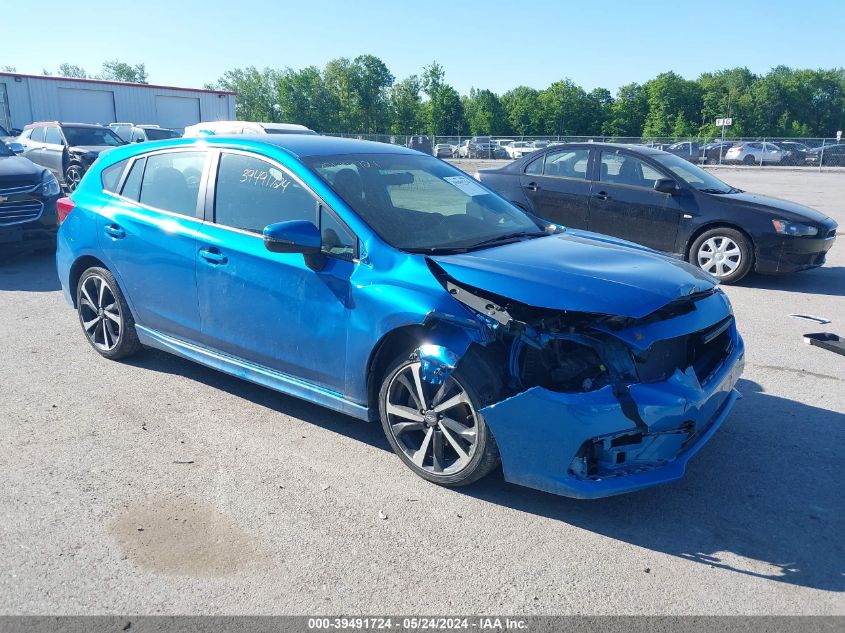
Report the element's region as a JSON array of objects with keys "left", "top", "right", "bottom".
[{"left": 56, "top": 135, "right": 744, "bottom": 498}]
